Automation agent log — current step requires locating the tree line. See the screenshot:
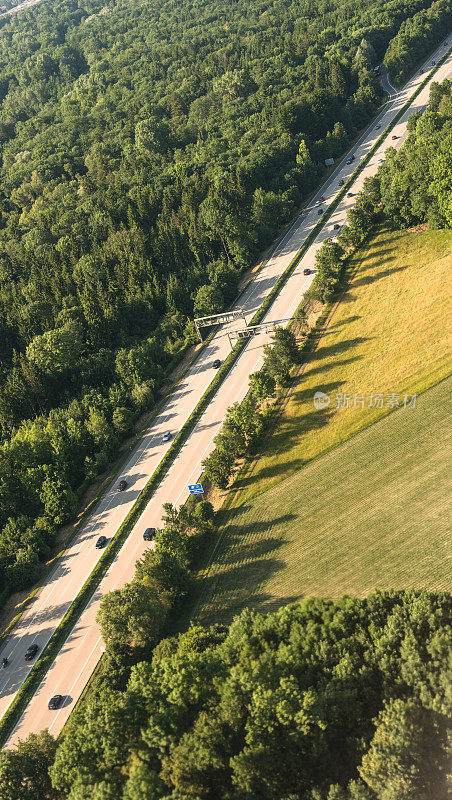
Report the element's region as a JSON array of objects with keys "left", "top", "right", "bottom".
[{"left": 0, "top": 590, "right": 450, "bottom": 799}]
